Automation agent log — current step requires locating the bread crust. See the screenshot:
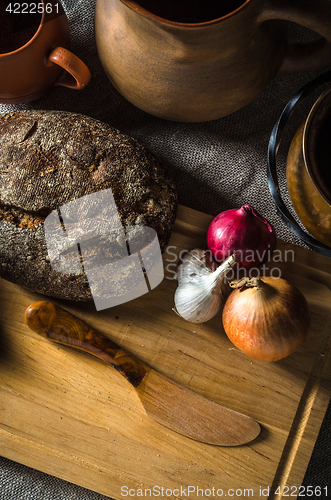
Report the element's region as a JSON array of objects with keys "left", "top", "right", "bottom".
[{"left": 0, "top": 110, "right": 177, "bottom": 301}]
